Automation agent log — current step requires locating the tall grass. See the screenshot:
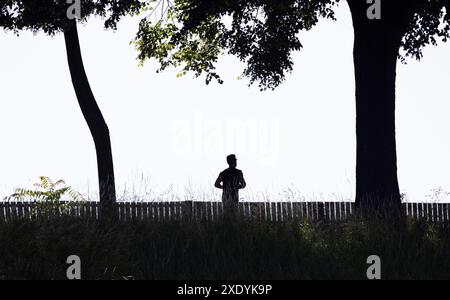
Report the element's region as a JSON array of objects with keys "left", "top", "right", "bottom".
[{"left": 0, "top": 216, "right": 449, "bottom": 280}]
